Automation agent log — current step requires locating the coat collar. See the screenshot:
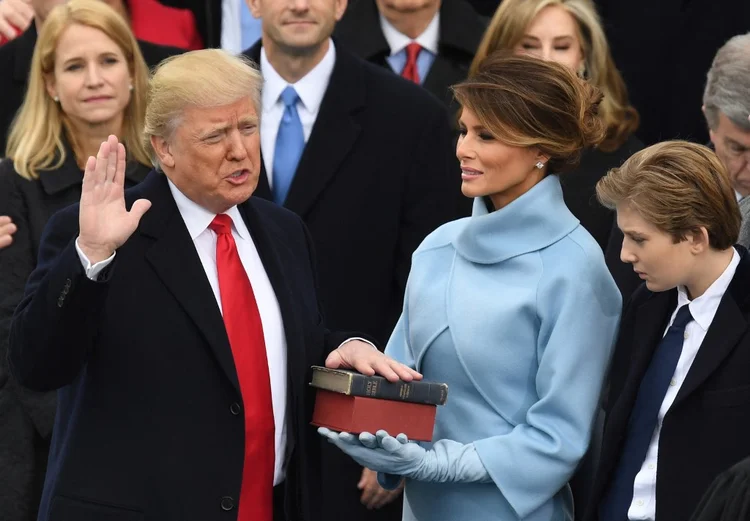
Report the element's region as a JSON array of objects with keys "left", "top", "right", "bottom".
[
  {"left": 453, "top": 175, "right": 579, "bottom": 264},
  {"left": 334, "top": 0, "right": 483, "bottom": 61},
  {"left": 37, "top": 139, "right": 149, "bottom": 195}
]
